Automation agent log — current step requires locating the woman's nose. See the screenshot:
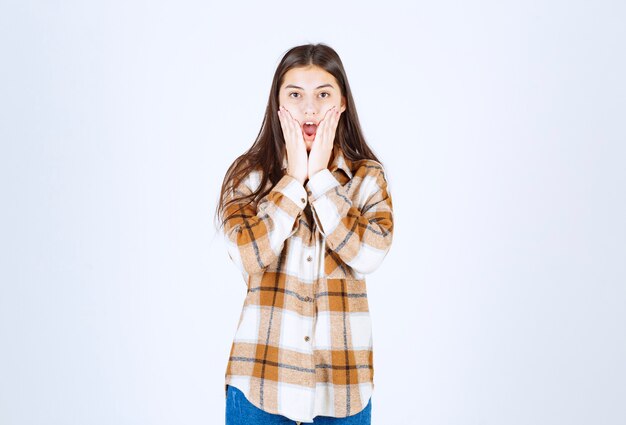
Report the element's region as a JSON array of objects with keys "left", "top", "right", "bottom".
[{"left": 302, "top": 100, "right": 317, "bottom": 117}]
